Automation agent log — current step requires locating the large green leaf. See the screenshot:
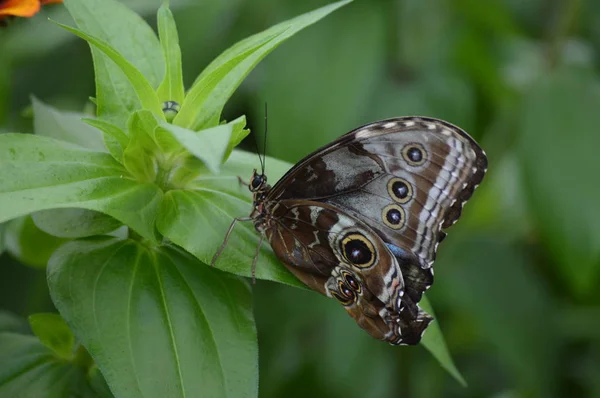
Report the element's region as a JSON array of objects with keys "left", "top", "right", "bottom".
[
  {"left": 0, "top": 333, "right": 109, "bottom": 398},
  {"left": 63, "top": 0, "right": 165, "bottom": 127},
  {"left": 31, "top": 101, "right": 128, "bottom": 241},
  {"left": 32, "top": 97, "right": 106, "bottom": 152},
  {"left": 48, "top": 237, "right": 258, "bottom": 398},
  {"left": 174, "top": 0, "right": 352, "bottom": 130},
  {"left": 0, "top": 134, "right": 162, "bottom": 242},
  {"left": 517, "top": 68, "right": 600, "bottom": 297},
  {"left": 156, "top": 149, "right": 304, "bottom": 288}
]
